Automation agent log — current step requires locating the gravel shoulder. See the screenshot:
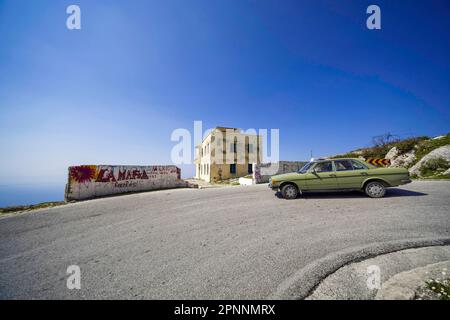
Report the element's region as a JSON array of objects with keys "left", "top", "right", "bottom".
[{"left": 377, "top": 260, "right": 450, "bottom": 300}]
